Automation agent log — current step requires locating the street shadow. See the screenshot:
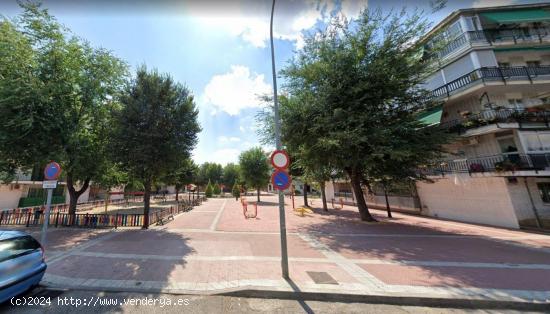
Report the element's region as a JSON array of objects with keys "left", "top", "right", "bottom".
[
  {"left": 297, "top": 203, "right": 550, "bottom": 292},
  {"left": 285, "top": 278, "right": 315, "bottom": 314}
]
